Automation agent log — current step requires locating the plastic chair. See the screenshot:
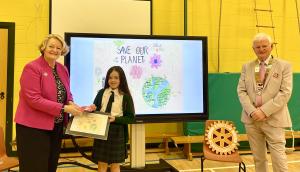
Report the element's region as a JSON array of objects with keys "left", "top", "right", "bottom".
[
  {"left": 0, "top": 126, "right": 19, "bottom": 171},
  {"left": 201, "top": 120, "right": 246, "bottom": 172}
]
